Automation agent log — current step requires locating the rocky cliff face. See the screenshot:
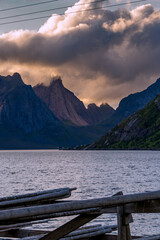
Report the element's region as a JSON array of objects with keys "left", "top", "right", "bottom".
[
  {"left": 34, "top": 78, "right": 89, "bottom": 126},
  {"left": 0, "top": 73, "right": 59, "bottom": 133},
  {"left": 34, "top": 78, "right": 115, "bottom": 126},
  {"left": 89, "top": 95, "right": 160, "bottom": 150}
]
